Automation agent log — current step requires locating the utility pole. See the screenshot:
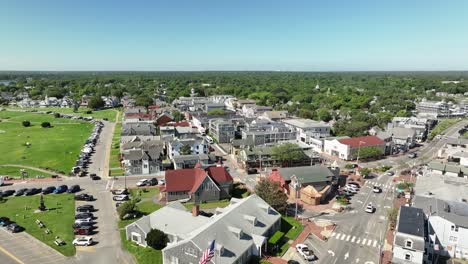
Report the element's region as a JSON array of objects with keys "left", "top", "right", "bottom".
[{"left": 356, "top": 141, "right": 365, "bottom": 166}]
